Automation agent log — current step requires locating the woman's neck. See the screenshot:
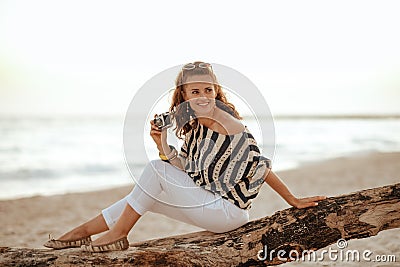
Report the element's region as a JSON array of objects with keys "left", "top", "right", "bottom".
[
  {"left": 197, "top": 107, "right": 220, "bottom": 129},
  {"left": 197, "top": 117, "right": 216, "bottom": 128}
]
